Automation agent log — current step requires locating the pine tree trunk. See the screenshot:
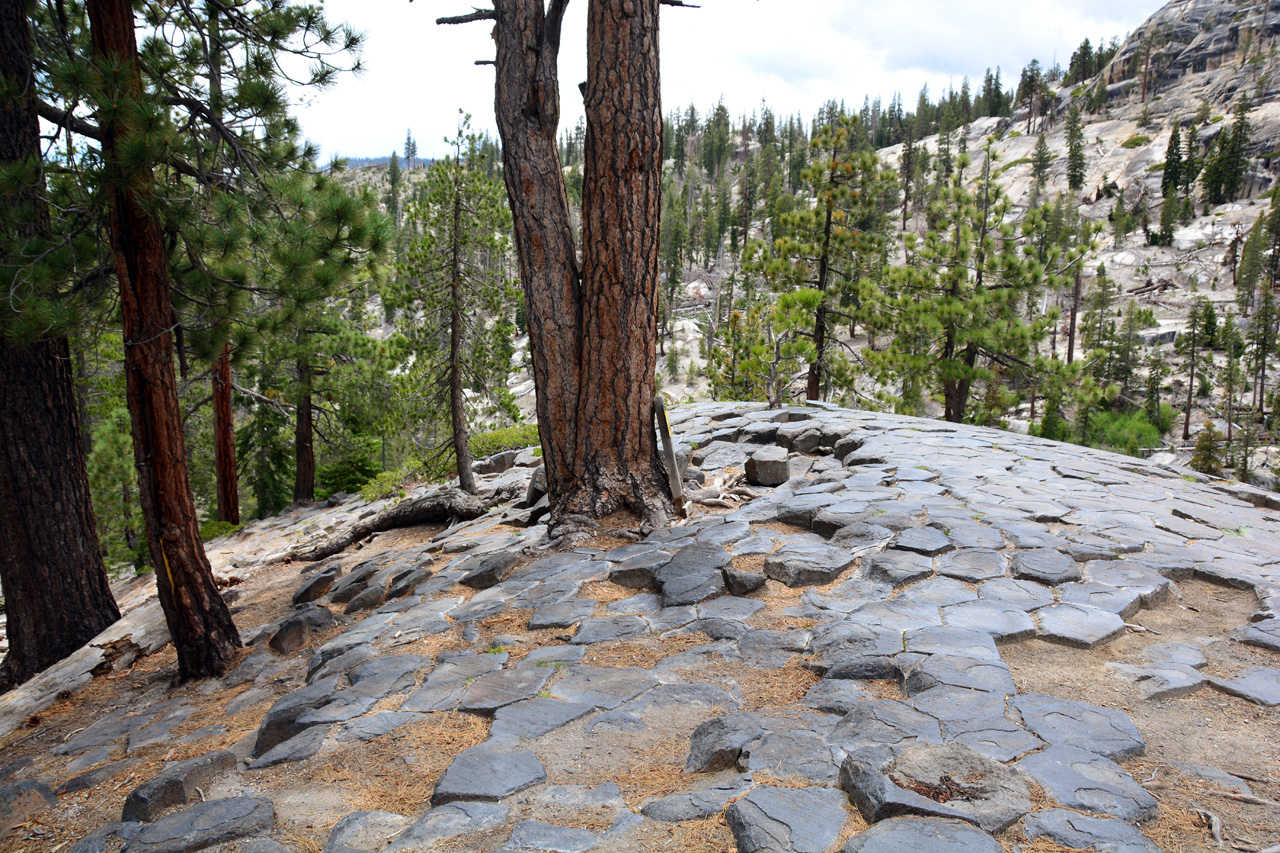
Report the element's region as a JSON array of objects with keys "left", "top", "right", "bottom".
[
  {"left": 0, "top": 0, "right": 120, "bottom": 693},
  {"left": 0, "top": 337, "right": 122, "bottom": 691},
  {"left": 451, "top": 186, "right": 475, "bottom": 495},
  {"left": 1067, "top": 267, "right": 1082, "bottom": 364},
  {"left": 293, "top": 358, "right": 315, "bottom": 503},
  {"left": 492, "top": 0, "right": 582, "bottom": 506},
  {"left": 567, "top": 0, "right": 670, "bottom": 525},
  {"left": 213, "top": 342, "right": 239, "bottom": 524},
  {"left": 88, "top": 0, "right": 241, "bottom": 680},
  {"left": 806, "top": 198, "right": 835, "bottom": 401}
]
